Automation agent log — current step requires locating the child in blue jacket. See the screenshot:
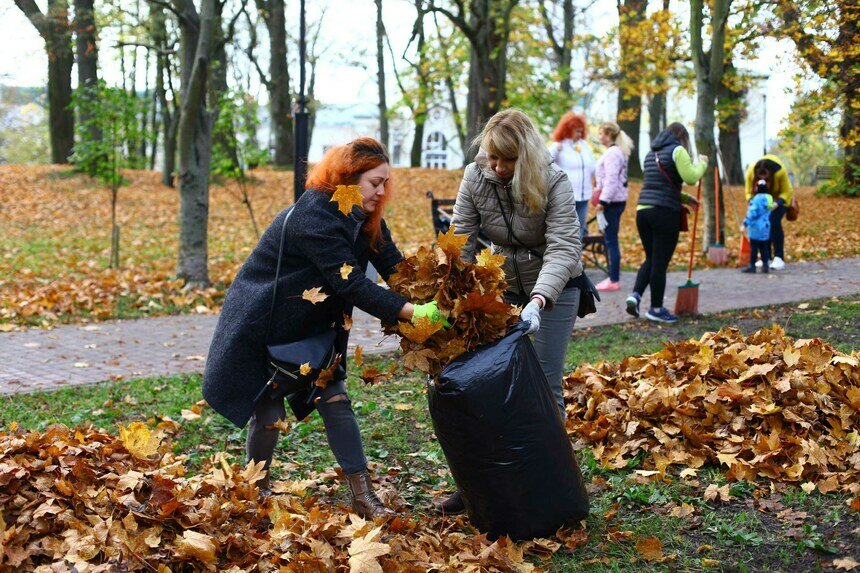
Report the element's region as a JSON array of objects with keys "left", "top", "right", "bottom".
[{"left": 742, "top": 180, "right": 776, "bottom": 273}]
